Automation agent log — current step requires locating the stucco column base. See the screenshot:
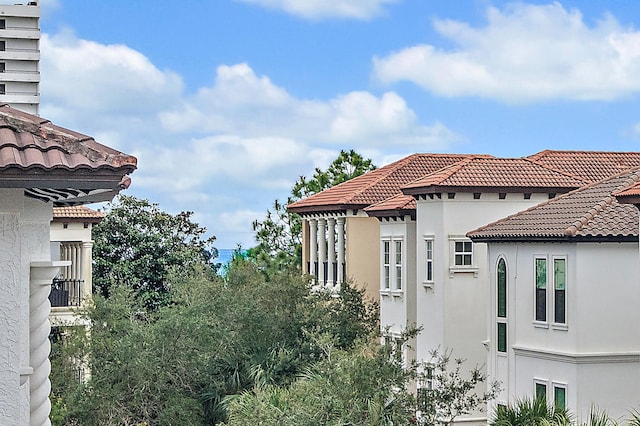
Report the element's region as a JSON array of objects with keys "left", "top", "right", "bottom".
[{"left": 30, "top": 261, "right": 69, "bottom": 426}]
